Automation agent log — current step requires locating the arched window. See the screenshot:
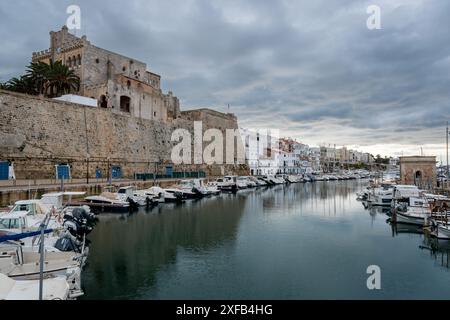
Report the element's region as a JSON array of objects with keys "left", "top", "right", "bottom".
[
  {"left": 67, "top": 57, "right": 72, "bottom": 67},
  {"left": 77, "top": 54, "right": 82, "bottom": 66},
  {"left": 120, "top": 96, "right": 131, "bottom": 112}
]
